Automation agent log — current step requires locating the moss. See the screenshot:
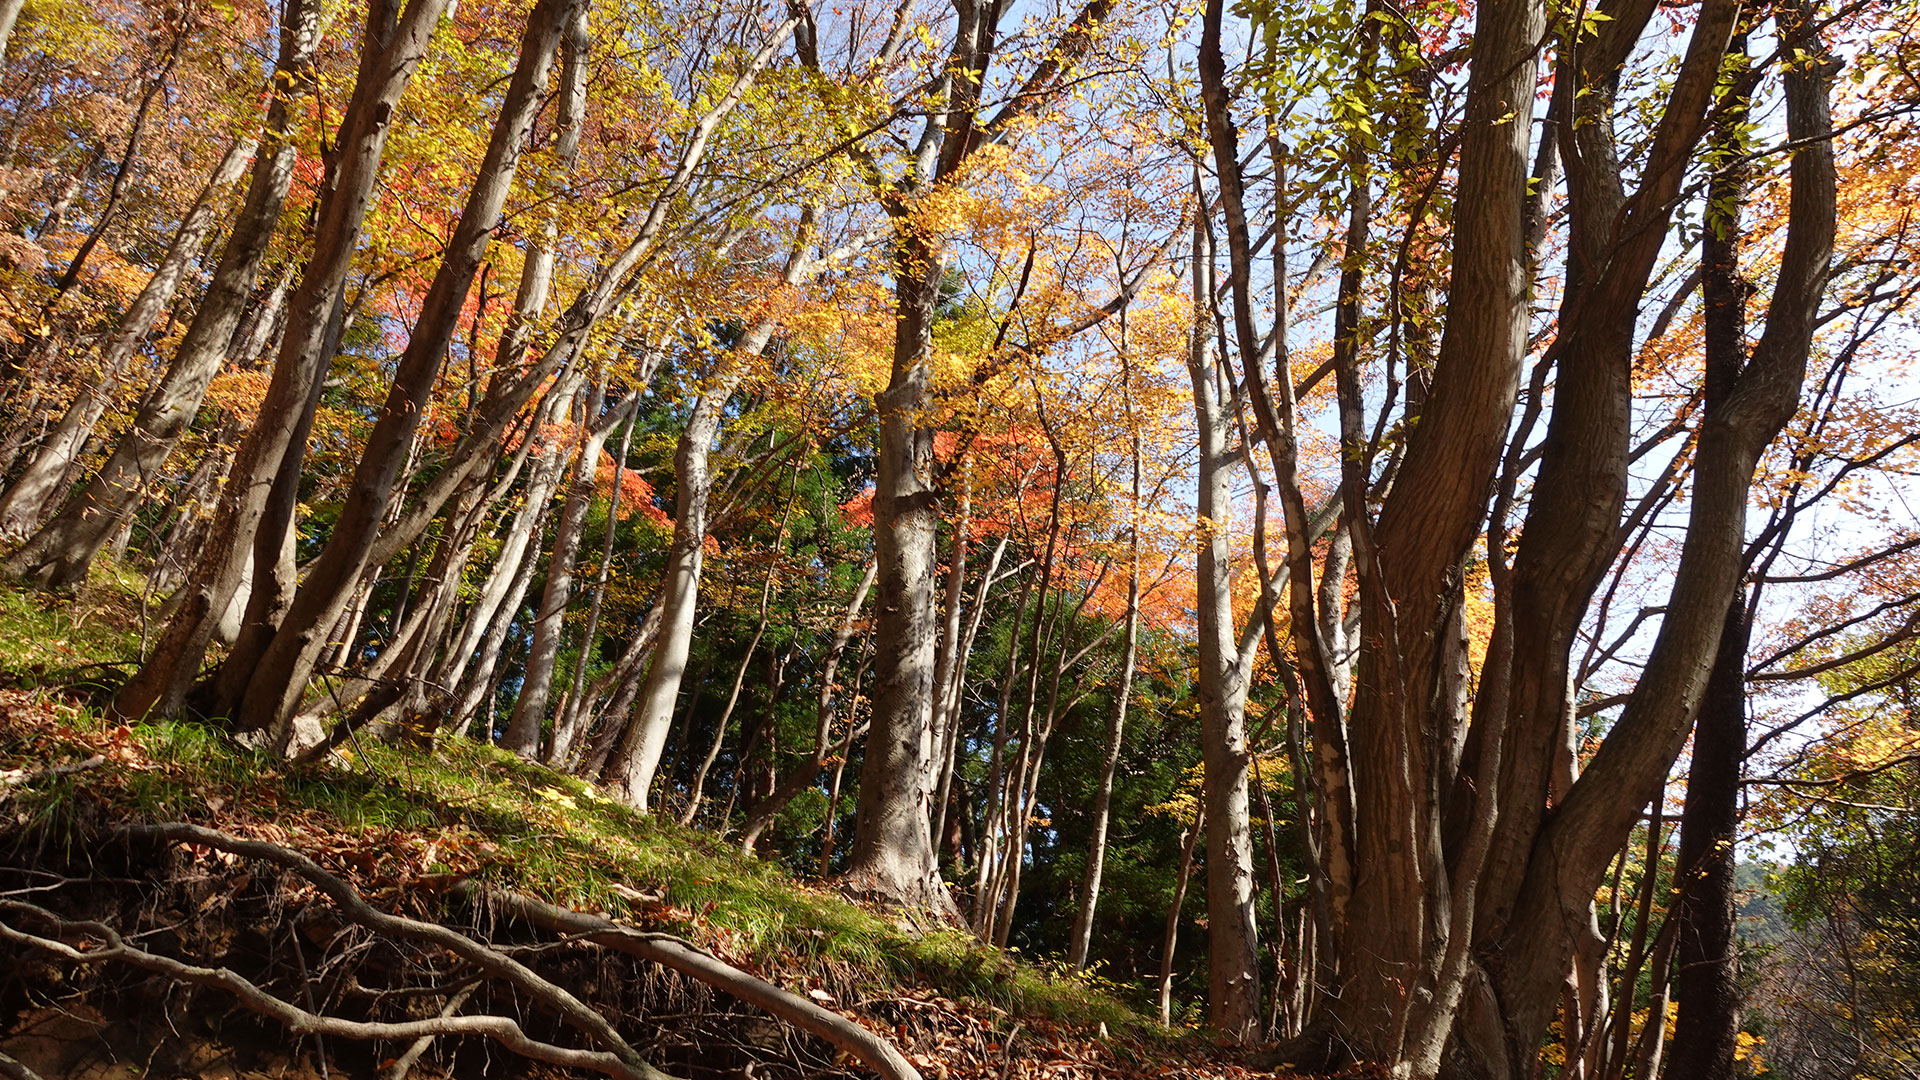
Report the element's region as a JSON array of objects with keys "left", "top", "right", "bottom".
[{"left": 0, "top": 556, "right": 147, "bottom": 691}]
